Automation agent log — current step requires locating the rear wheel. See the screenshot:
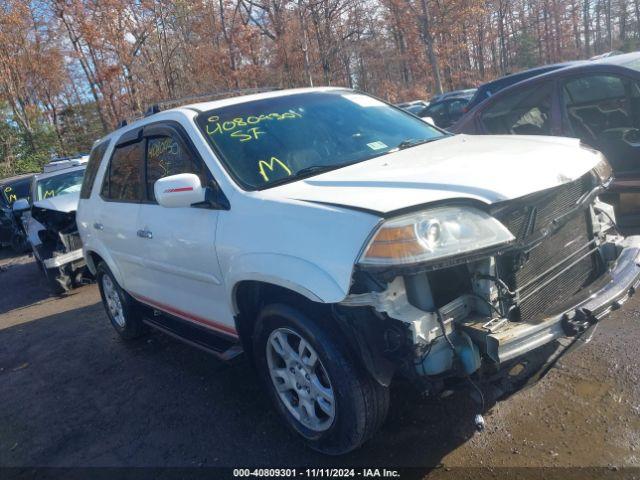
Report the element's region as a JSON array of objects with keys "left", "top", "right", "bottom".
[
  {"left": 96, "top": 262, "right": 145, "bottom": 339},
  {"left": 254, "top": 303, "right": 389, "bottom": 454}
]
